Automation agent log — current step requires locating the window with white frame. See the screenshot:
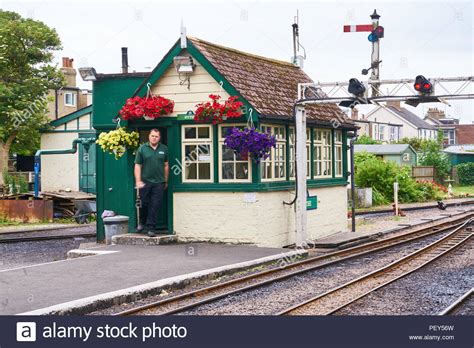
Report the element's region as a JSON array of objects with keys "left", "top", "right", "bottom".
[
  {"left": 219, "top": 125, "right": 251, "bottom": 182},
  {"left": 313, "top": 129, "right": 332, "bottom": 178},
  {"left": 288, "top": 127, "right": 311, "bottom": 179},
  {"left": 182, "top": 125, "right": 213, "bottom": 182},
  {"left": 389, "top": 126, "right": 396, "bottom": 141},
  {"left": 334, "top": 130, "right": 343, "bottom": 177},
  {"left": 379, "top": 125, "right": 385, "bottom": 141},
  {"left": 261, "top": 125, "right": 286, "bottom": 181},
  {"left": 64, "top": 92, "right": 76, "bottom": 106}
]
